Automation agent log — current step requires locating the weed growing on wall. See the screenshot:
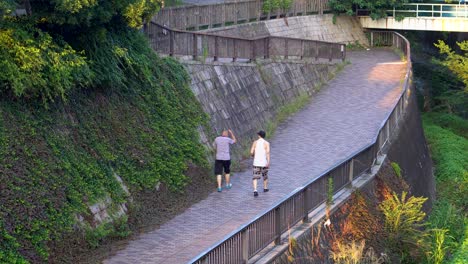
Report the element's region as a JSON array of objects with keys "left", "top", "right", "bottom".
[{"left": 379, "top": 191, "right": 427, "bottom": 261}]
